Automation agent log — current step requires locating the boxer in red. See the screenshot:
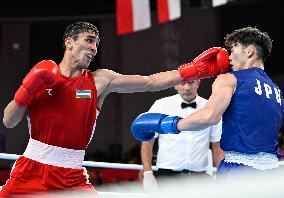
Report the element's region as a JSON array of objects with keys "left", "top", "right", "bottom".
[{"left": 1, "top": 21, "right": 229, "bottom": 197}]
